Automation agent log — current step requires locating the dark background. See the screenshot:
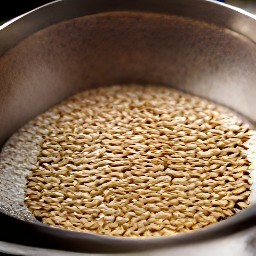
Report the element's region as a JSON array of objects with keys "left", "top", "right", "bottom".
[
  {"left": 0, "top": 0, "right": 53, "bottom": 22},
  {"left": 0, "top": 0, "right": 256, "bottom": 24},
  {"left": 1, "top": 0, "right": 256, "bottom": 23}
]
